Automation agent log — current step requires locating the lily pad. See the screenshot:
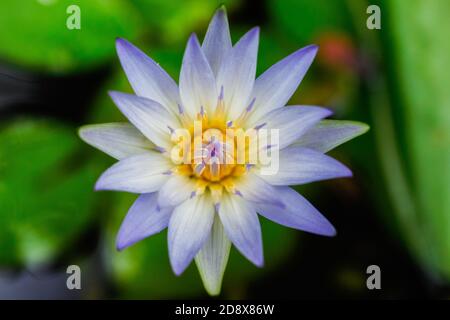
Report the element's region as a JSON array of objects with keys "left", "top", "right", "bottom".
[
  {"left": 0, "top": 119, "right": 99, "bottom": 266},
  {"left": 0, "top": 0, "right": 143, "bottom": 73}
]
